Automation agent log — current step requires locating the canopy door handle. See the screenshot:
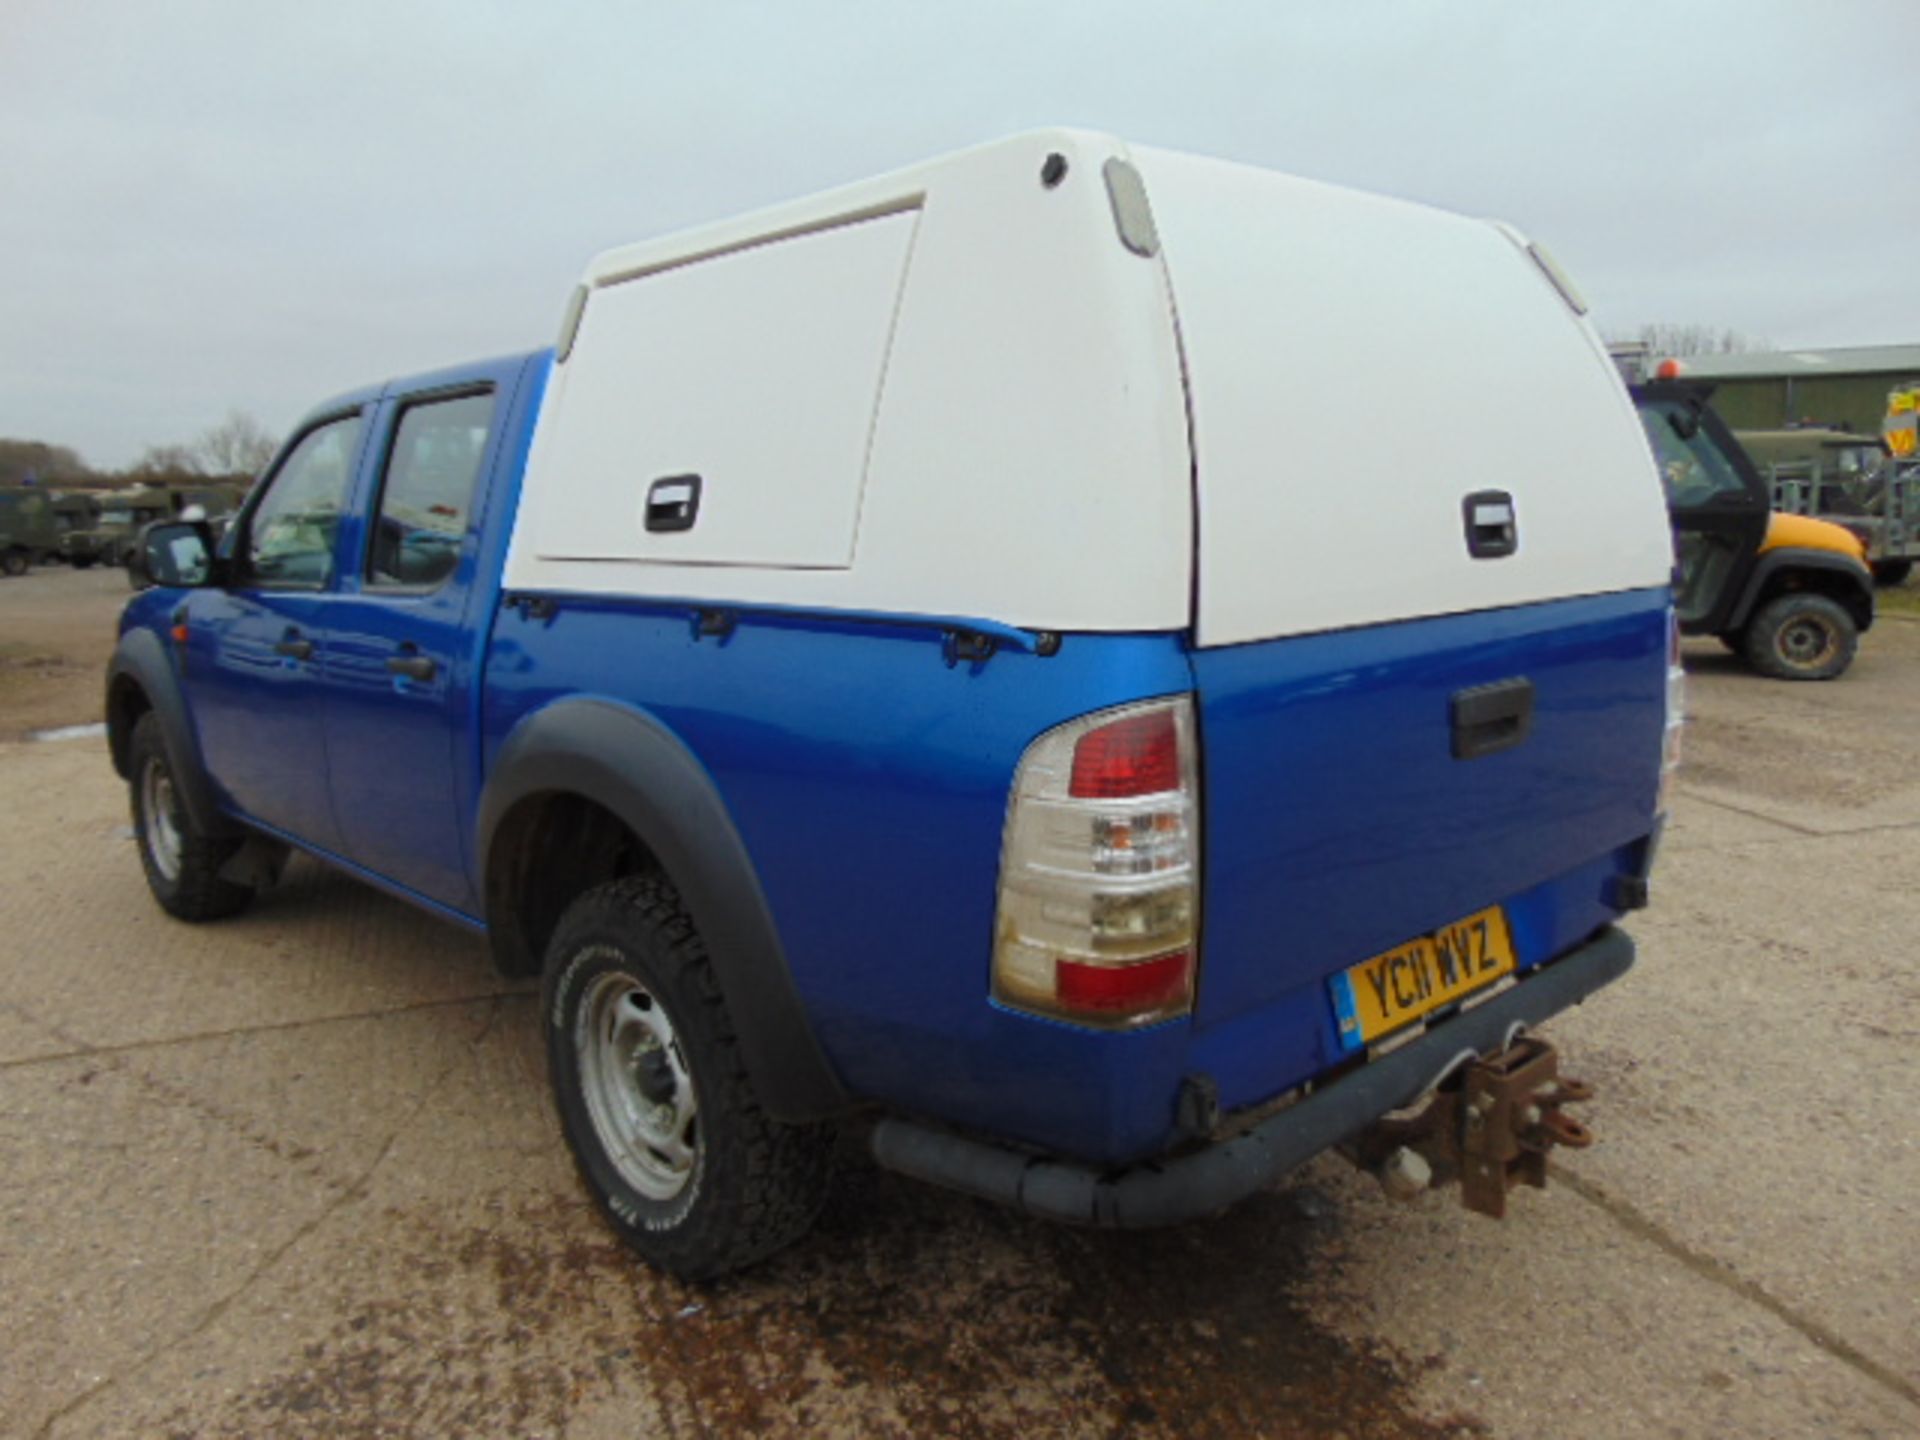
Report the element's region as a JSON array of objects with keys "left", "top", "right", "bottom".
[{"left": 645, "top": 474, "right": 702, "bottom": 533}]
